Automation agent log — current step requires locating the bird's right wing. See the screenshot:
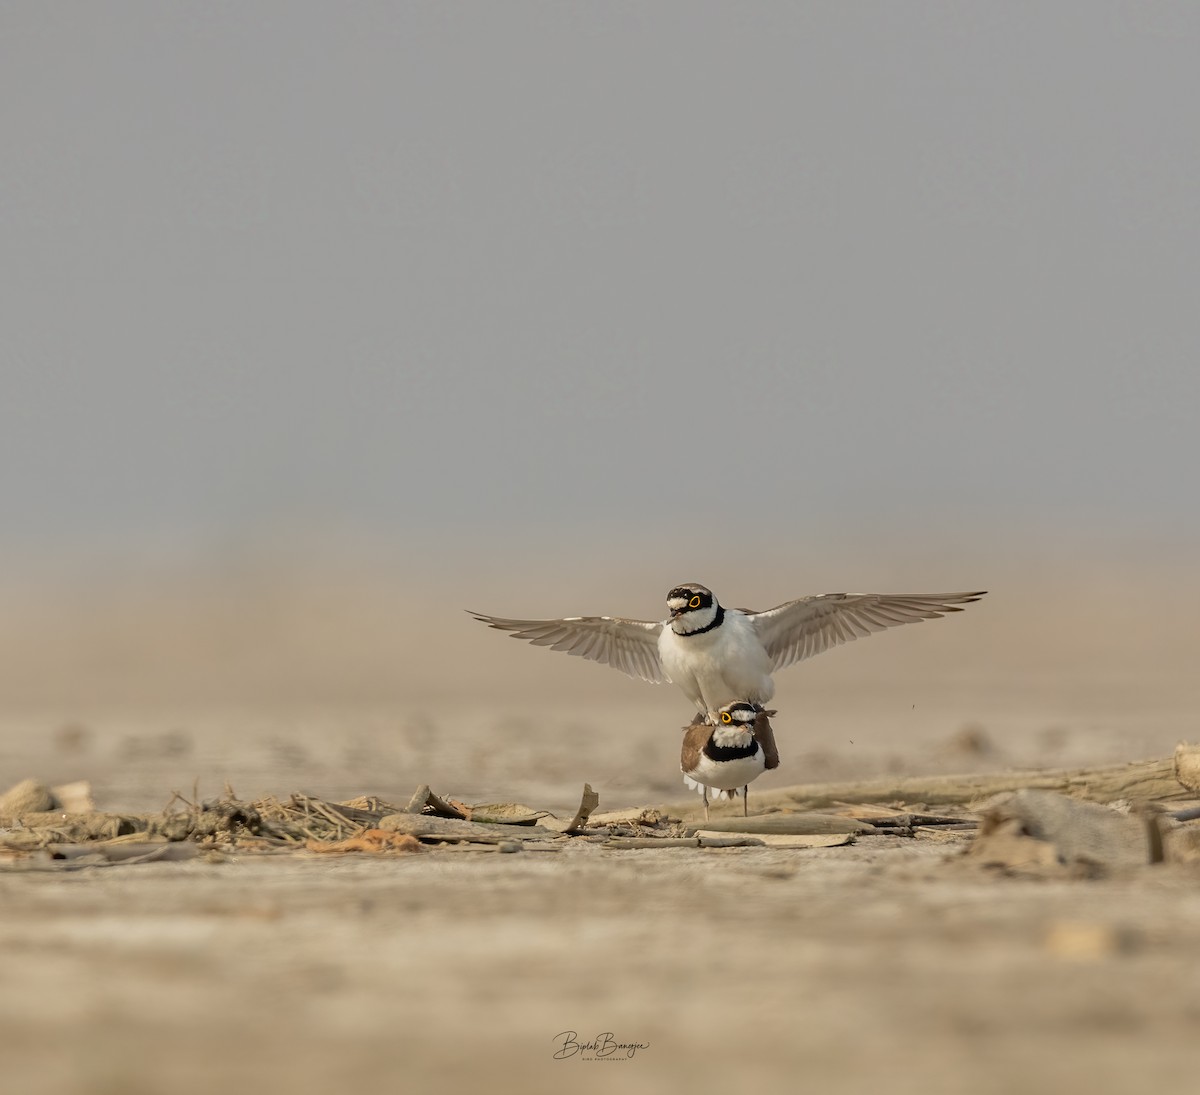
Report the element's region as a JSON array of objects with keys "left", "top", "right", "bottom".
[{"left": 467, "top": 611, "right": 667, "bottom": 684}]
